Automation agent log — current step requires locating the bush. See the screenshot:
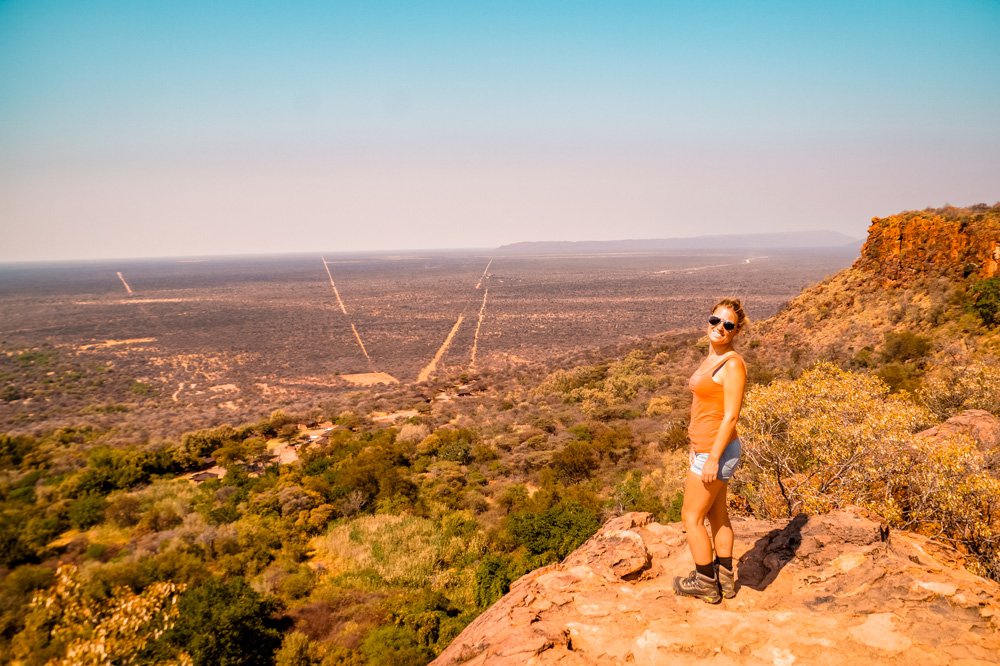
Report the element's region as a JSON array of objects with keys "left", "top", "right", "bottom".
[
  {"left": 875, "top": 361, "right": 923, "bottom": 394},
  {"left": 970, "top": 277, "right": 1000, "bottom": 327},
  {"left": 506, "top": 499, "right": 600, "bottom": 559},
  {"left": 609, "top": 471, "right": 667, "bottom": 519},
  {"left": 275, "top": 631, "right": 319, "bottom": 666},
  {"left": 919, "top": 361, "right": 1000, "bottom": 419},
  {"left": 360, "top": 625, "right": 434, "bottom": 666},
  {"left": 551, "top": 441, "right": 597, "bottom": 481},
  {"left": 907, "top": 434, "right": 1000, "bottom": 578},
  {"left": 739, "top": 362, "right": 934, "bottom": 517},
  {"left": 473, "top": 553, "right": 518, "bottom": 610},
  {"left": 881, "top": 331, "right": 932, "bottom": 363},
  {"left": 106, "top": 495, "right": 142, "bottom": 527},
  {"left": 68, "top": 494, "right": 107, "bottom": 529}
]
